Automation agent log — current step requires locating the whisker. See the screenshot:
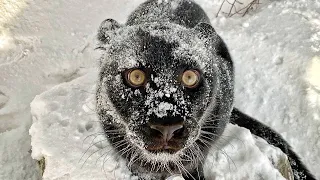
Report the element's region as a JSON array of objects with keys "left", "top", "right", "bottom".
[
  {"left": 95, "top": 145, "right": 114, "bottom": 165},
  {"left": 127, "top": 150, "right": 140, "bottom": 168},
  {"left": 178, "top": 160, "right": 195, "bottom": 180},
  {"left": 100, "top": 141, "right": 129, "bottom": 173},
  {"left": 79, "top": 138, "right": 110, "bottom": 167},
  {"left": 82, "top": 132, "right": 105, "bottom": 144},
  {"left": 199, "top": 137, "right": 237, "bottom": 172}
]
